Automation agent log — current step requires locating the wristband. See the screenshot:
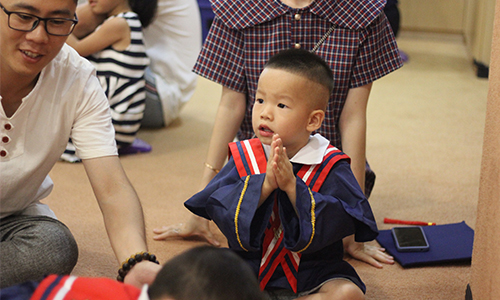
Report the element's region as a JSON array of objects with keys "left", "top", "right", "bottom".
[
  {"left": 204, "top": 162, "right": 220, "bottom": 174},
  {"left": 117, "top": 252, "right": 159, "bottom": 282}
]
